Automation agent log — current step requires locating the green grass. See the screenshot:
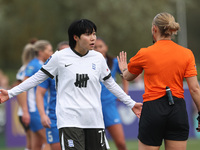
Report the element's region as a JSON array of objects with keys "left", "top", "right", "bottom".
[
  {"left": 108, "top": 138, "right": 200, "bottom": 150},
  {"left": 0, "top": 138, "right": 200, "bottom": 150}
]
